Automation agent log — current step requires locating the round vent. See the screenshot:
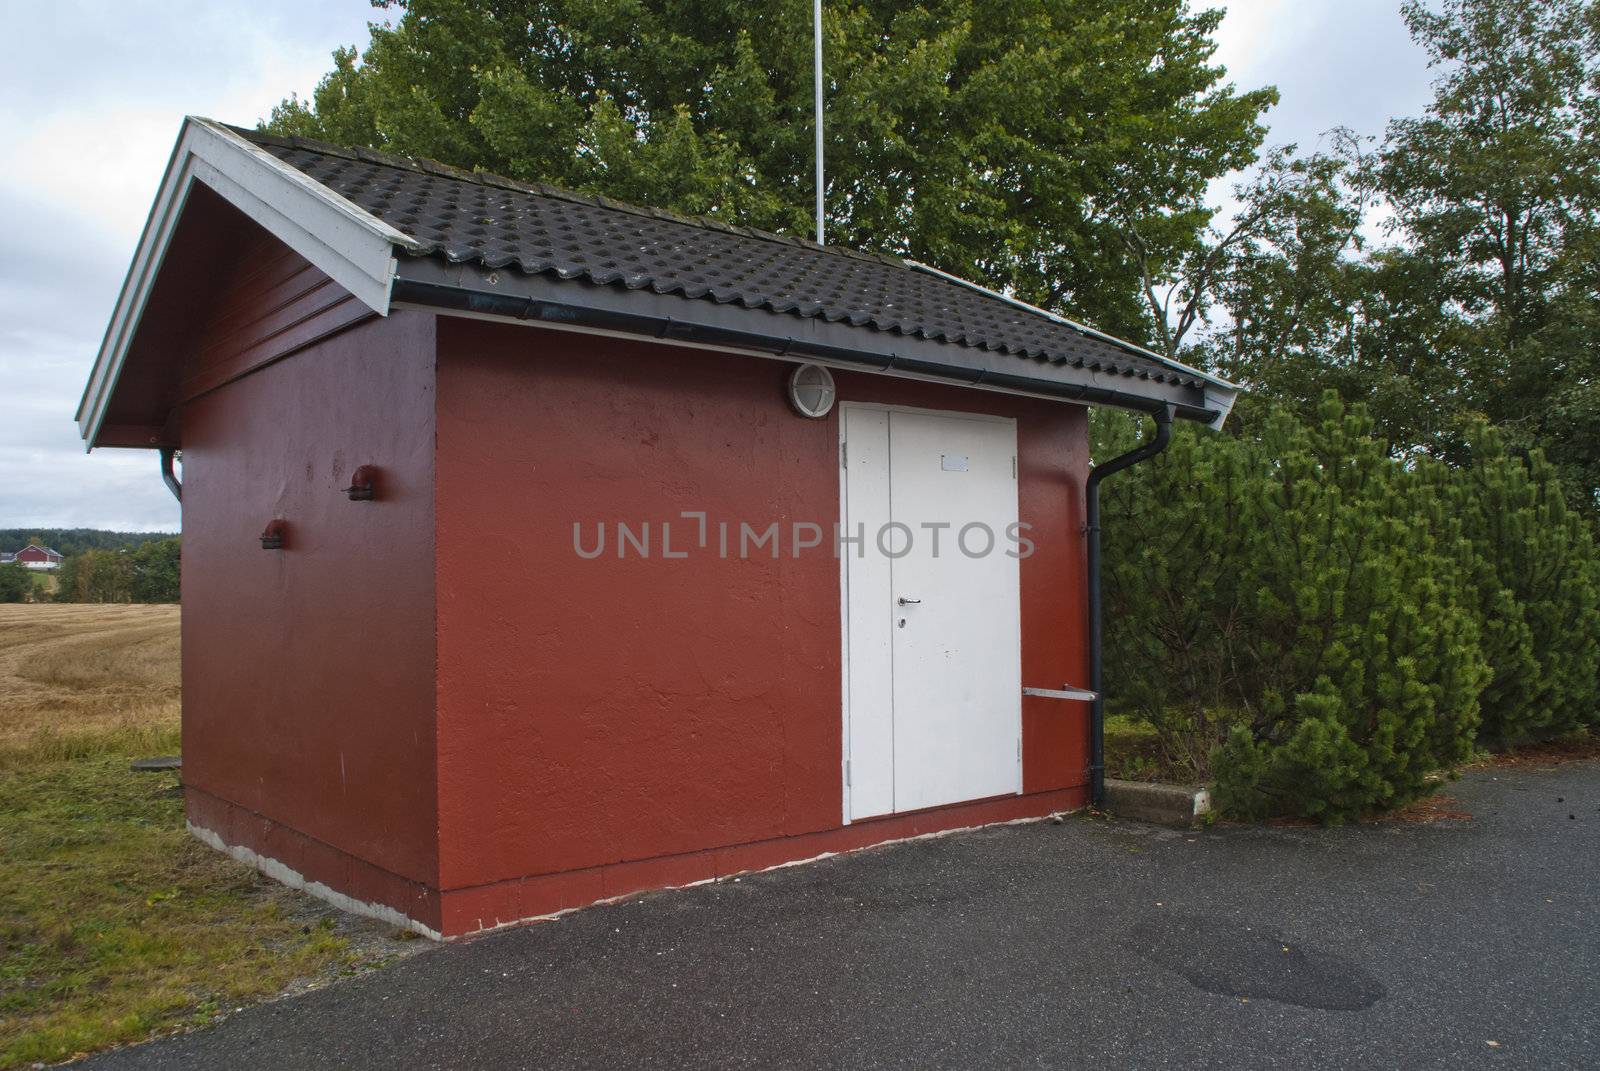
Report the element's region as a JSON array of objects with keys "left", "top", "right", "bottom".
[{"left": 786, "top": 363, "right": 836, "bottom": 419}]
